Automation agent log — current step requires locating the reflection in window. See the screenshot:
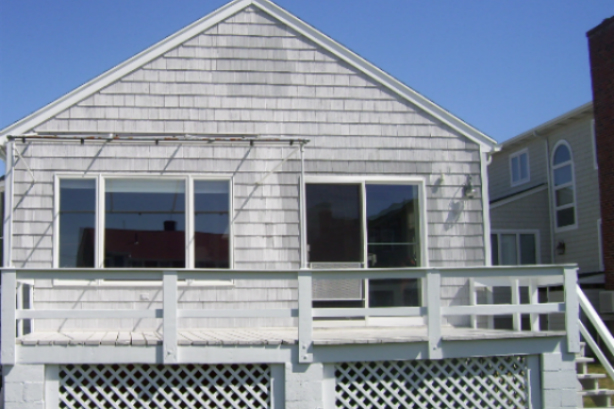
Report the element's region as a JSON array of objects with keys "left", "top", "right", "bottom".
[
  {"left": 60, "top": 179, "right": 96, "bottom": 267},
  {"left": 552, "top": 142, "right": 576, "bottom": 229},
  {"left": 306, "top": 184, "right": 362, "bottom": 263},
  {"left": 491, "top": 232, "right": 537, "bottom": 265},
  {"left": 510, "top": 150, "right": 530, "bottom": 186},
  {"left": 104, "top": 179, "right": 185, "bottom": 268},
  {"left": 194, "top": 181, "right": 230, "bottom": 268}
]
